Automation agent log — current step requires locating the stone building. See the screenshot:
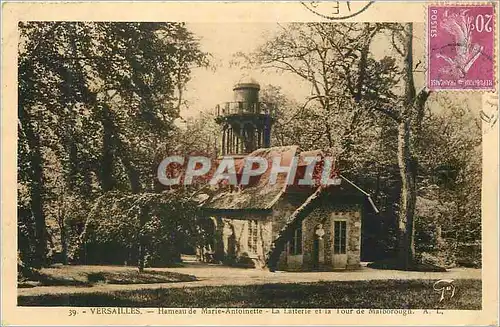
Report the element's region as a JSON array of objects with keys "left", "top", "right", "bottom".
[{"left": 200, "top": 78, "right": 378, "bottom": 271}]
